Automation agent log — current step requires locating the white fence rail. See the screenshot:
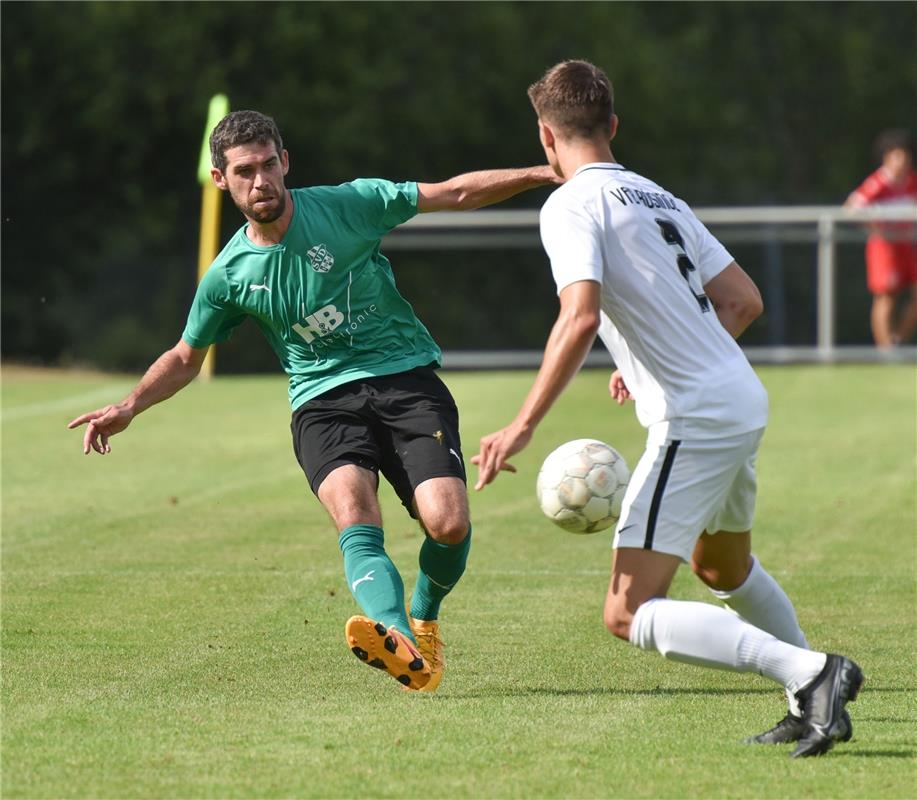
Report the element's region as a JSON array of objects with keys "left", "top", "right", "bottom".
[{"left": 386, "top": 204, "right": 917, "bottom": 363}]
